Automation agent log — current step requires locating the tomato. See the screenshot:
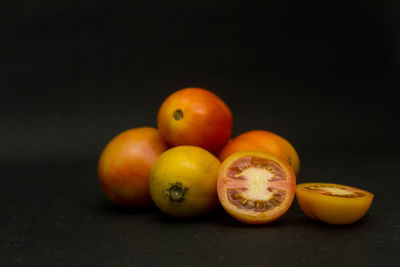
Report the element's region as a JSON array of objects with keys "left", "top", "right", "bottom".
[
  {"left": 149, "top": 146, "right": 221, "bottom": 218},
  {"left": 219, "top": 130, "right": 300, "bottom": 176},
  {"left": 217, "top": 151, "right": 296, "bottom": 224},
  {"left": 296, "top": 183, "right": 374, "bottom": 225},
  {"left": 157, "top": 88, "right": 233, "bottom": 153},
  {"left": 98, "top": 127, "right": 168, "bottom": 207}
]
